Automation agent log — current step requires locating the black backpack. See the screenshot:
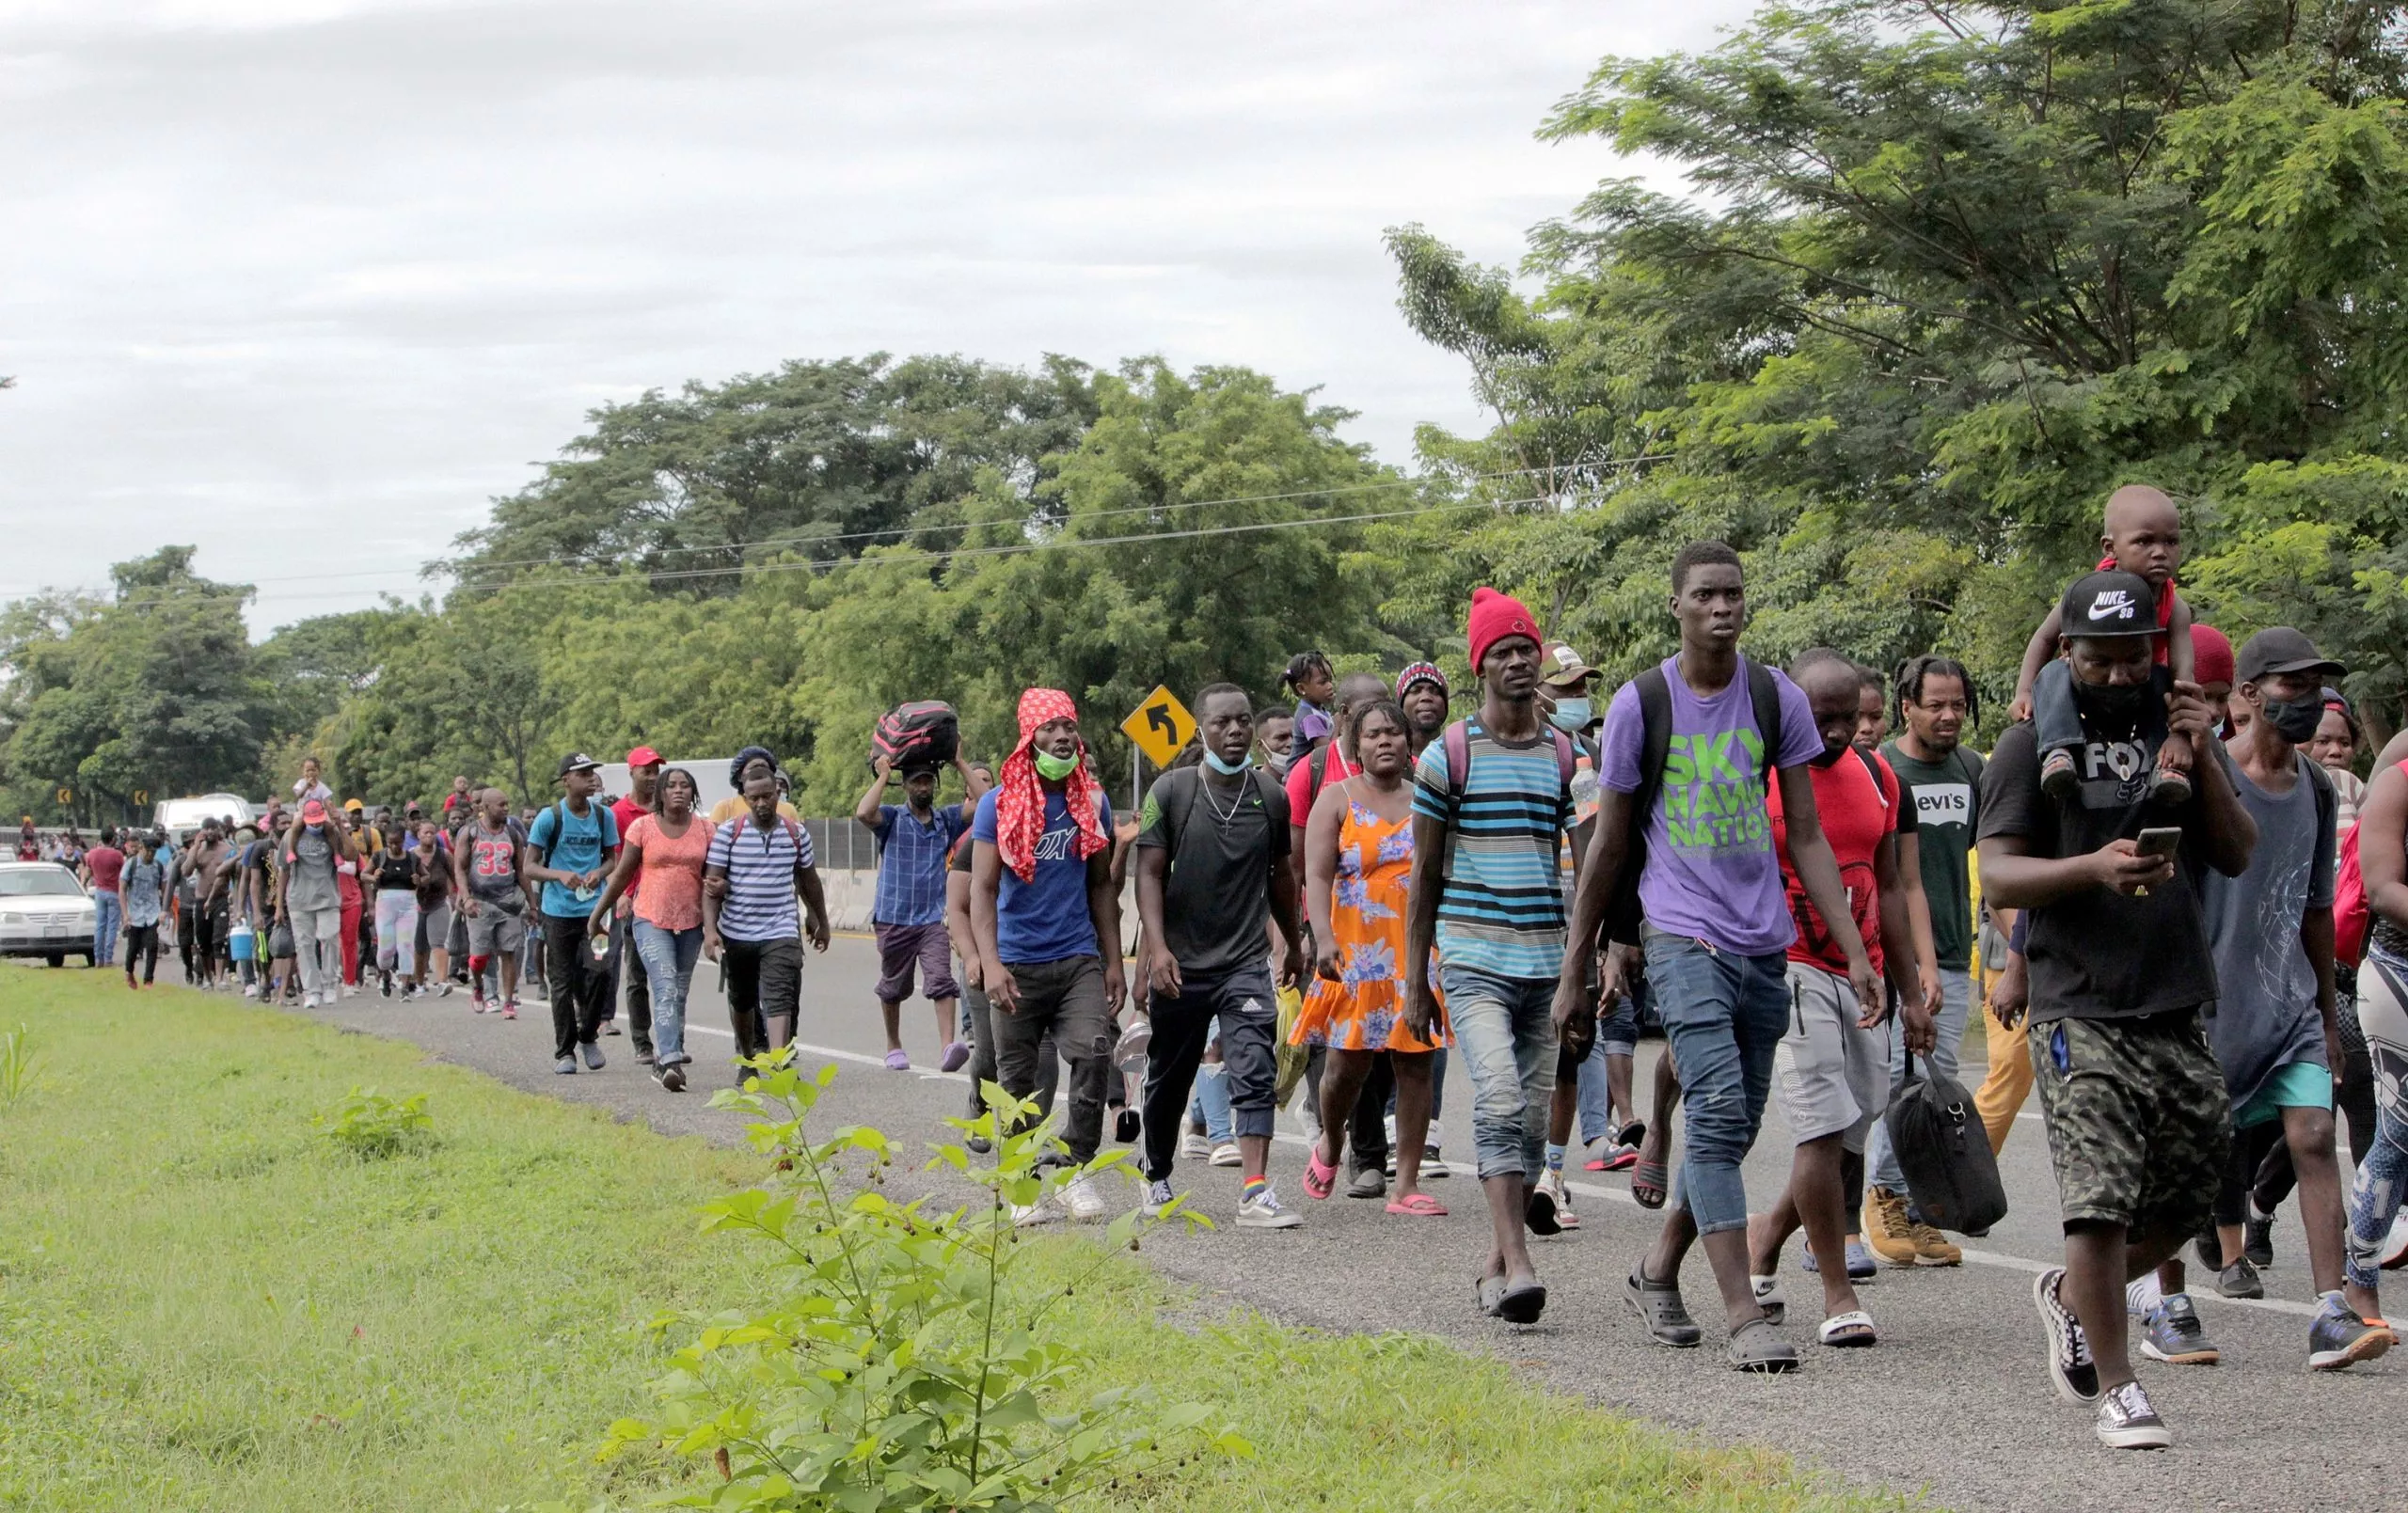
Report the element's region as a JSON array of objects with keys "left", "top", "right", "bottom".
[
  {"left": 1883, "top": 1048, "right": 2009, "bottom": 1236},
  {"left": 1157, "top": 765, "right": 1284, "bottom": 853},
  {"left": 1607, "top": 659, "right": 1786, "bottom": 947}
]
